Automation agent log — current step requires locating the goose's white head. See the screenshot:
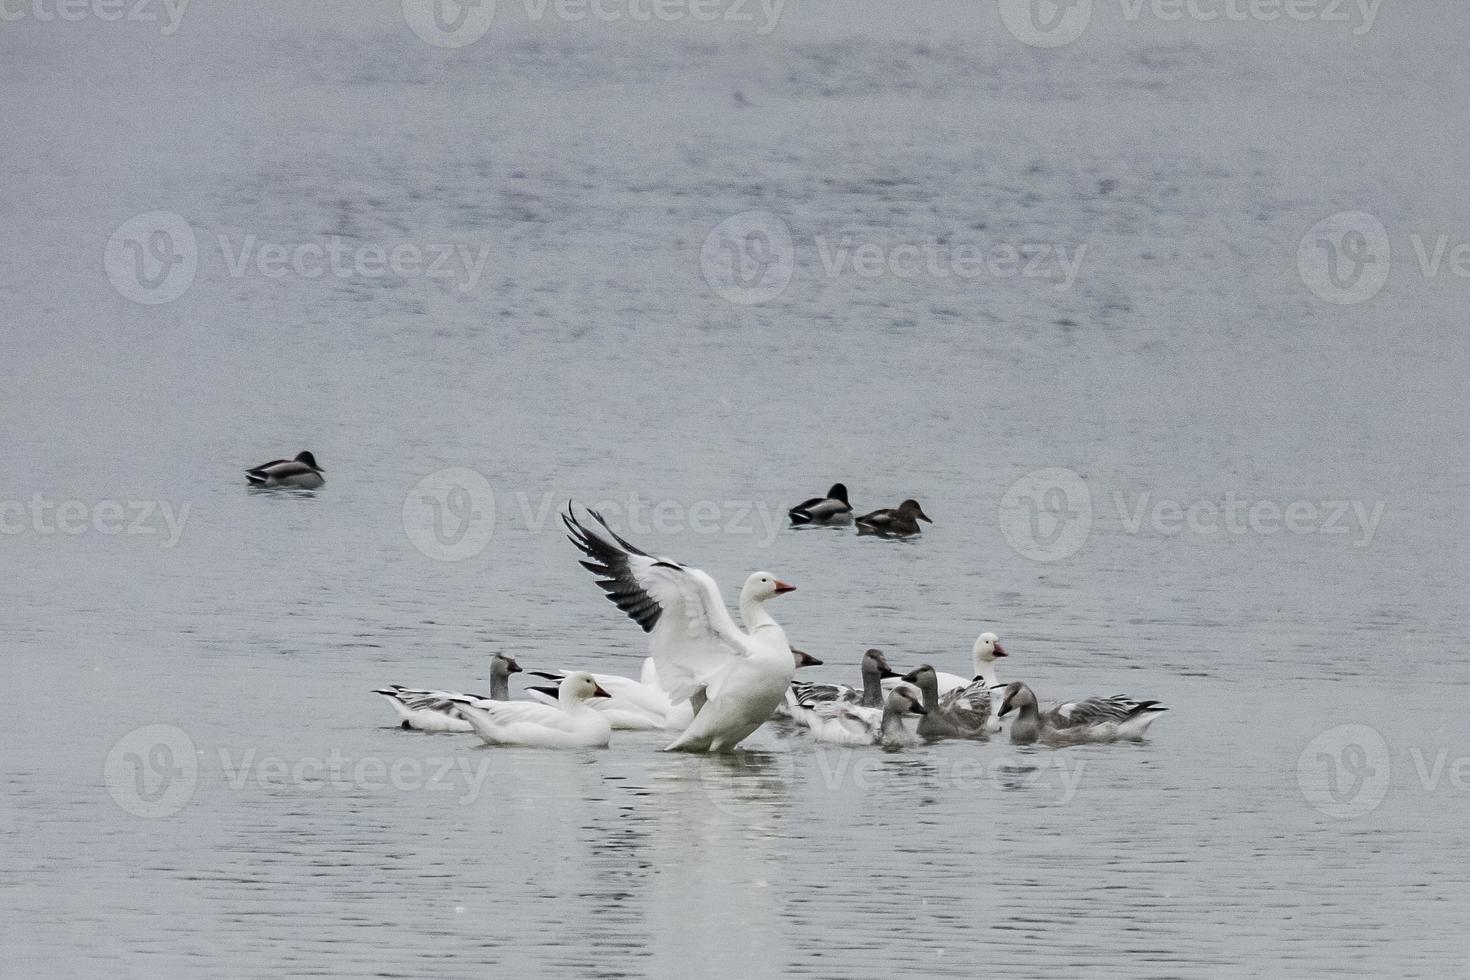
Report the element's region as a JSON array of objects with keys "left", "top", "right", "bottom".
[
  {"left": 972, "top": 632, "right": 1007, "bottom": 671},
  {"left": 559, "top": 671, "right": 612, "bottom": 703},
  {"left": 741, "top": 572, "right": 797, "bottom": 604}
]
